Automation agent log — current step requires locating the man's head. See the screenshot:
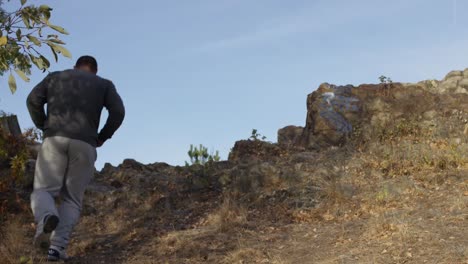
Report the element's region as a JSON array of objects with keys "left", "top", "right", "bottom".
[{"left": 74, "top": 55, "right": 98, "bottom": 74}]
